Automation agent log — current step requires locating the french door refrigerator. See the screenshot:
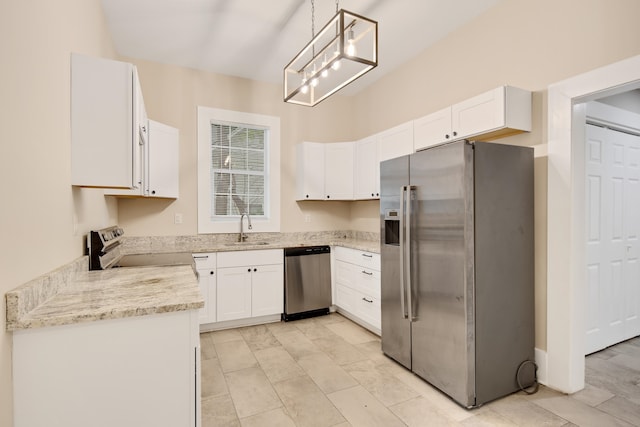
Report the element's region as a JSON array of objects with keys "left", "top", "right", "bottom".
[{"left": 380, "top": 140, "right": 535, "bottom": 408}]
